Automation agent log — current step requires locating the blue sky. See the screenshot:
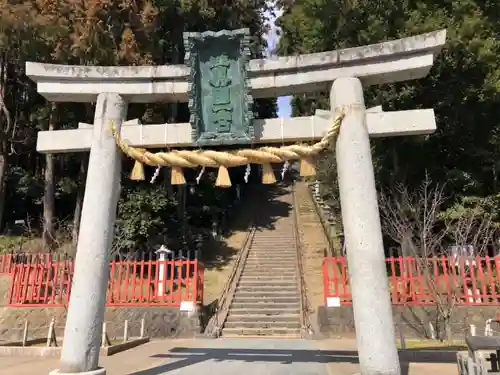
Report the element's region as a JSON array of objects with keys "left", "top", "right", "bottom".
[{"left": 263, "top": 5, "right": 292, "bottom": 118}]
